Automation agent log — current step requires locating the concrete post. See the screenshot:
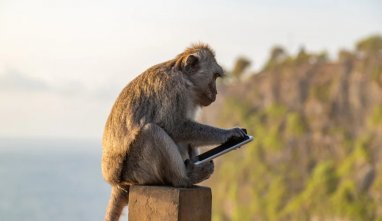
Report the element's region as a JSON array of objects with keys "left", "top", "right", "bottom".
[{"left": 128, "top": 185, "right": 212, "bottom": 221}]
